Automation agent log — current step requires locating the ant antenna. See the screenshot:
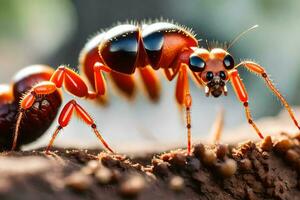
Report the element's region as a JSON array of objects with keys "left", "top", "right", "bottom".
[{"left": 227, "top": 24, "right": 259, "bottom": 50}]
